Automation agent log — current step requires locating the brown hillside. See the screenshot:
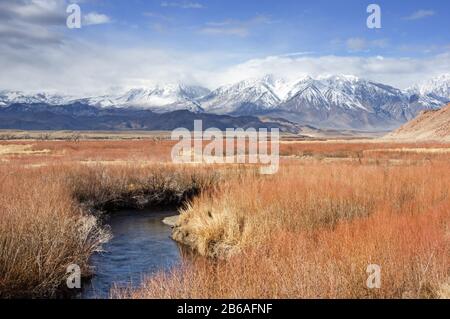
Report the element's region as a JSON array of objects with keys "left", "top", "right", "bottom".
[{"left": 384, "top": 104, "right": 450, "bottom": 142}]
